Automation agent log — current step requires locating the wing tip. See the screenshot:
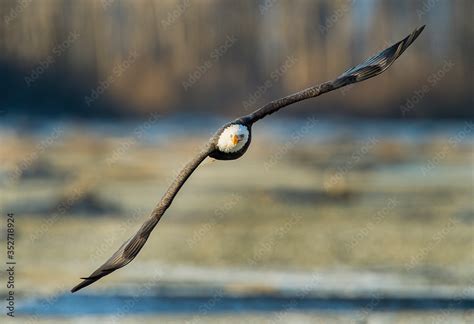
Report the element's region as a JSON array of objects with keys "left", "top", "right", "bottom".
[
  {"left": 394, "top": 25, "right": 425, "bottom": 57},
  {"left": 409, "top": 24, "right": 426, "bottom": 44},
  {"left": 71, "top": 273, "right": 109, "bottom": 293},
  {"left": 71, "top": 278, "right": 94, "bottom": 293}
]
